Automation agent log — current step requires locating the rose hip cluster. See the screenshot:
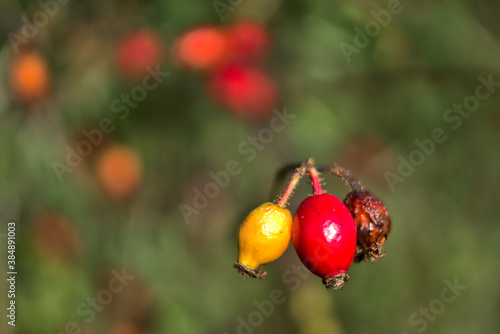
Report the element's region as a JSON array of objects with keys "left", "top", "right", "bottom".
[
  {"left": 111, "top": 22, "right": 275, "bottom": 121},
  {"left": 234, "top": 159, "right": 391, "bottom": 290},
  {"left": 172, "top": 21, "right": 277, "bottom": 120}
]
